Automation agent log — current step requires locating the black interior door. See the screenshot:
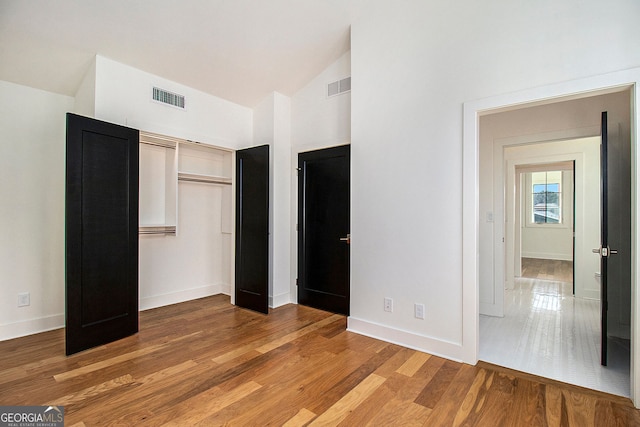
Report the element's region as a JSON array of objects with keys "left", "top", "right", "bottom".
[
  {"left": 65, "top": 113, "right": 139, "bottom": 355},
  {"left": 598, "top": 110, "right": 633, "bottom": 367},
  {"left": 235, "top": 145, "right": 269, "bottom": 314},
  {"left": 572, "top": 160, "right": 576, "bottom": 294},
  {"left": 298, "top": 145, "right": 350, "bottom": 315},
  {"left": 599, "top": 111, "right": 609, "bottom": 365}
]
